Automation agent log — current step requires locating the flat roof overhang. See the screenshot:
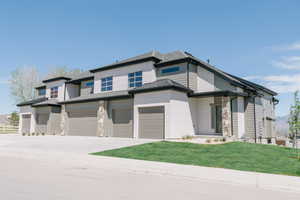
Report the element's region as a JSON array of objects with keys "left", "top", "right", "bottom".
[{"left": 189, "top": 90, "right": 249, "bottom": 98}]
